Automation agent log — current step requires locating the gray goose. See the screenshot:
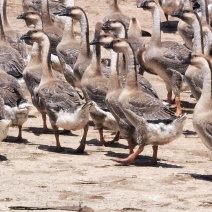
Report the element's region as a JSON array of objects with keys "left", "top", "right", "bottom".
[
  {"left": 105, "top": 38, "right": 186, "bottom": 164},
  {"left": 0, "top": 97, "right": 11, "bottom": 141},
  {"left": 172, "top": 9, "right": 204, "bottom": 101},
  {"left": 81, "top": 23, "right": 119, "bottom": 146},
  {"left": 185, "top": 54, "right": 212, "bottom": 151},
  {"left": 21, "top": 30, "right": 92, "bottom": 153},
  {"left": 0, "top": 69, "right": 32, "bottom": 141},
  {"left": 138, "top": 0, "right": 191, "bottom": 116},
  {"left": 0, "top": 0, "right": 27, "bottom": 61},
  {"left": 0, "top": 12, "right": 25, "bottom": 87},
  {"left": 103, "top": 0, "right": 130, "bottom": 30},
  {"left": 22, "top": 40, "right": 65, "bottom": 133}
]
